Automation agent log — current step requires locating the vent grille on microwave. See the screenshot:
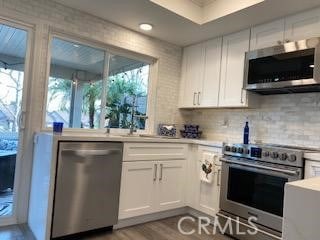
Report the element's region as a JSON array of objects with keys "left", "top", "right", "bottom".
[{"left": 248, "top": 84, "right": 320, "bottom": 95}]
